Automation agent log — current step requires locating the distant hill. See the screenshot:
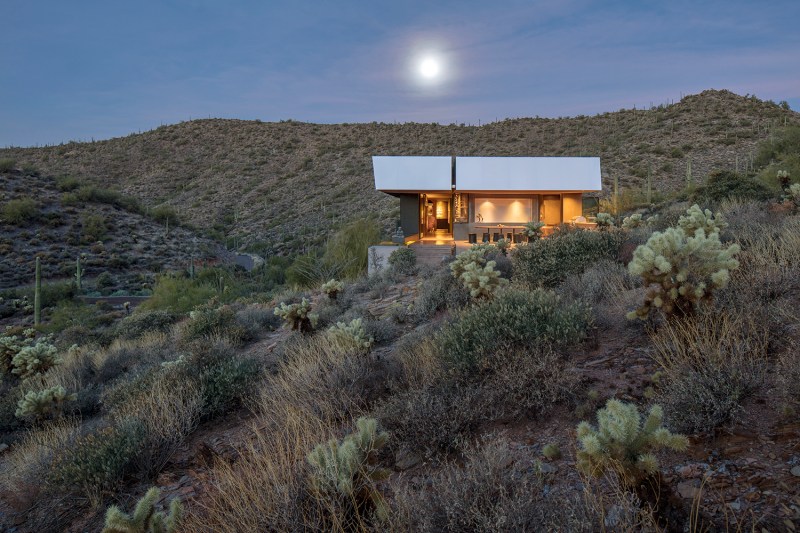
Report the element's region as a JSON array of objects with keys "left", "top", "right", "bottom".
[{"left": 2, "top": 89, "right": 798, "bottom": 256}]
